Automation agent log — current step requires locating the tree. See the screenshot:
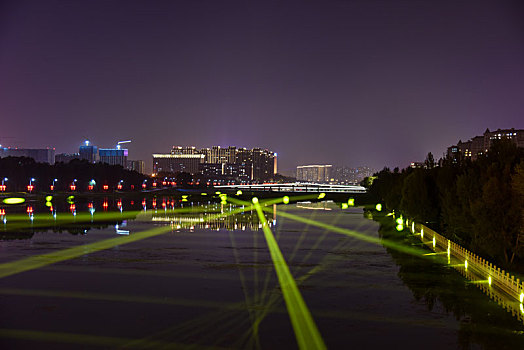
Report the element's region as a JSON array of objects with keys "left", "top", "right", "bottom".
[{"left": 424, "top": 152, "right": 435, "bottom": 169}]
